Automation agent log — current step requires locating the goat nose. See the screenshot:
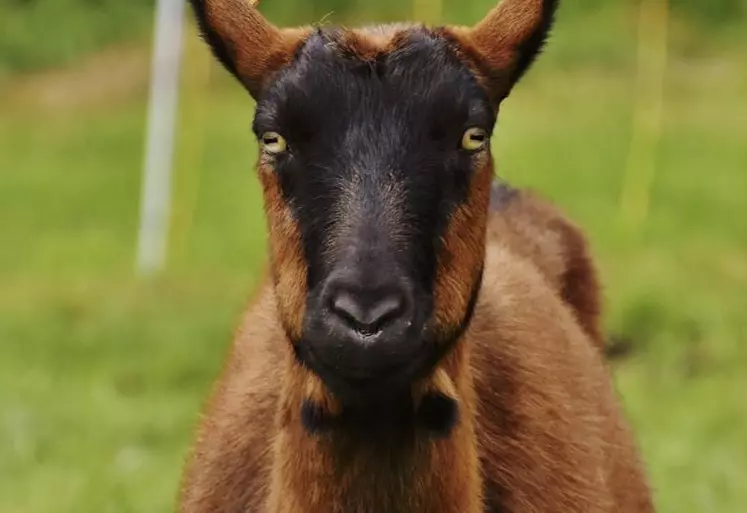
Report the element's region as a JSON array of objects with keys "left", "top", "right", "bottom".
[{"left": 329, "top": 288, "right": 406, "bottom": 336}]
